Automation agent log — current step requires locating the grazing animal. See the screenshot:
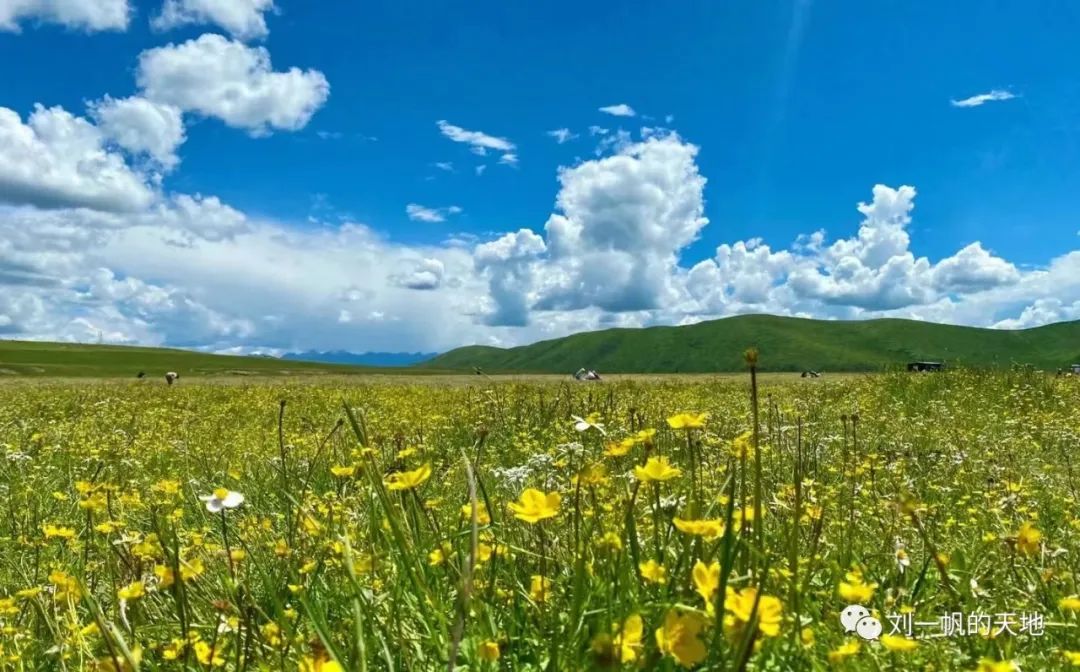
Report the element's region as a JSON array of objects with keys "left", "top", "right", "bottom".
[
  {"left": 136, "top": 371, "right": 145, "bottom": 379},
  {"left": 165, "top": 372, "right": 179, "bottom": 385}
]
